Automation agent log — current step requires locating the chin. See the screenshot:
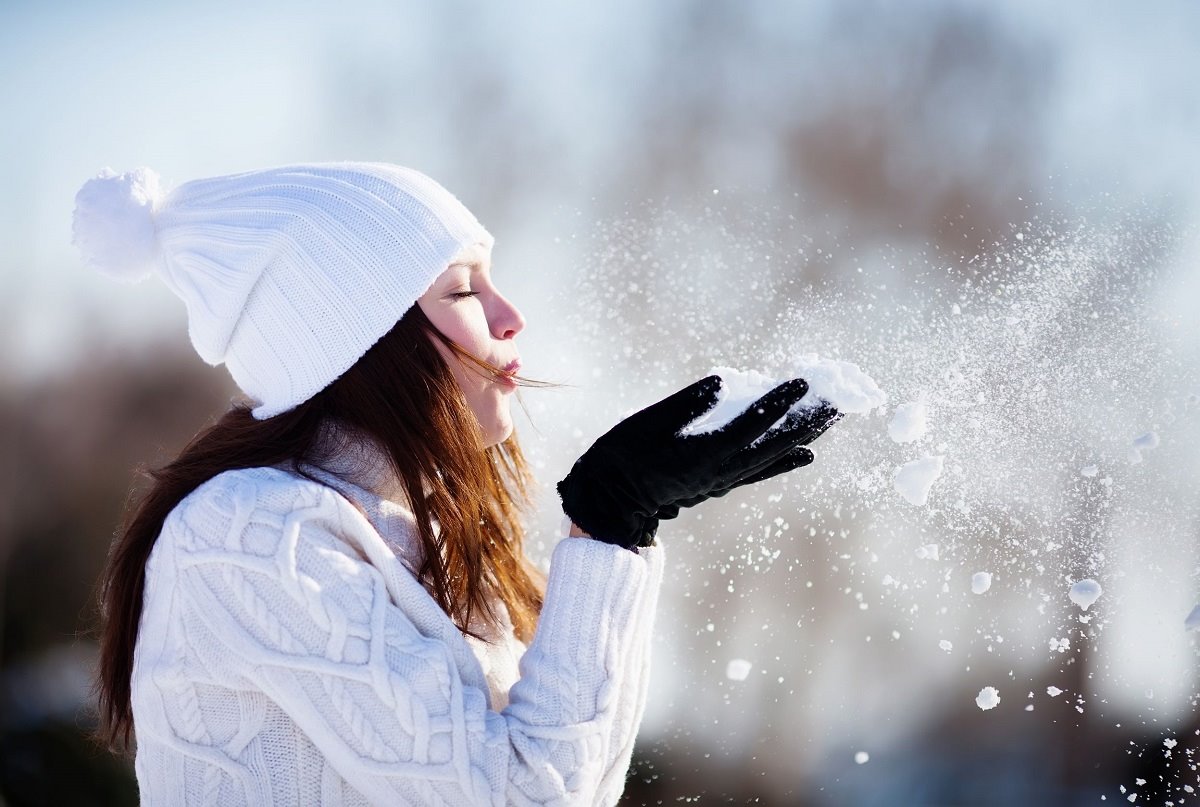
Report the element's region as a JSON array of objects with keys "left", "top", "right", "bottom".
[
  {"left": 482, "top": 416, "right": 514, "bottom": 448},
  {"left": 474, "top": 391, "right": 515, "bottom": 448}
]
